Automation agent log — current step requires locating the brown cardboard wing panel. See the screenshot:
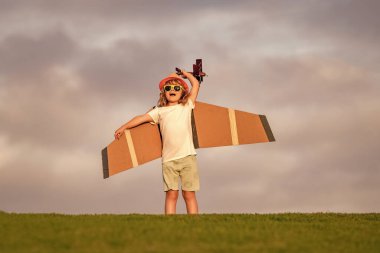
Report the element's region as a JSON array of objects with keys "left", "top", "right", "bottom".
[
  {"left": 235, "top": 110, "right": 269, "bottom": 144},
  {"left": 193, "top": 101, "right": 275, "bottom": 148},
  {"left": 103, "top": 122, "right": 162, "bottom": 178},
  {"left": 131, "top": 123, "right": 162, "bottom": 166},
  {"left": 106, "top": 134, "right": 133, "bottom": 177},
  {"left": 193, "top": 102, "right": 233, "bottom": 148}
]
